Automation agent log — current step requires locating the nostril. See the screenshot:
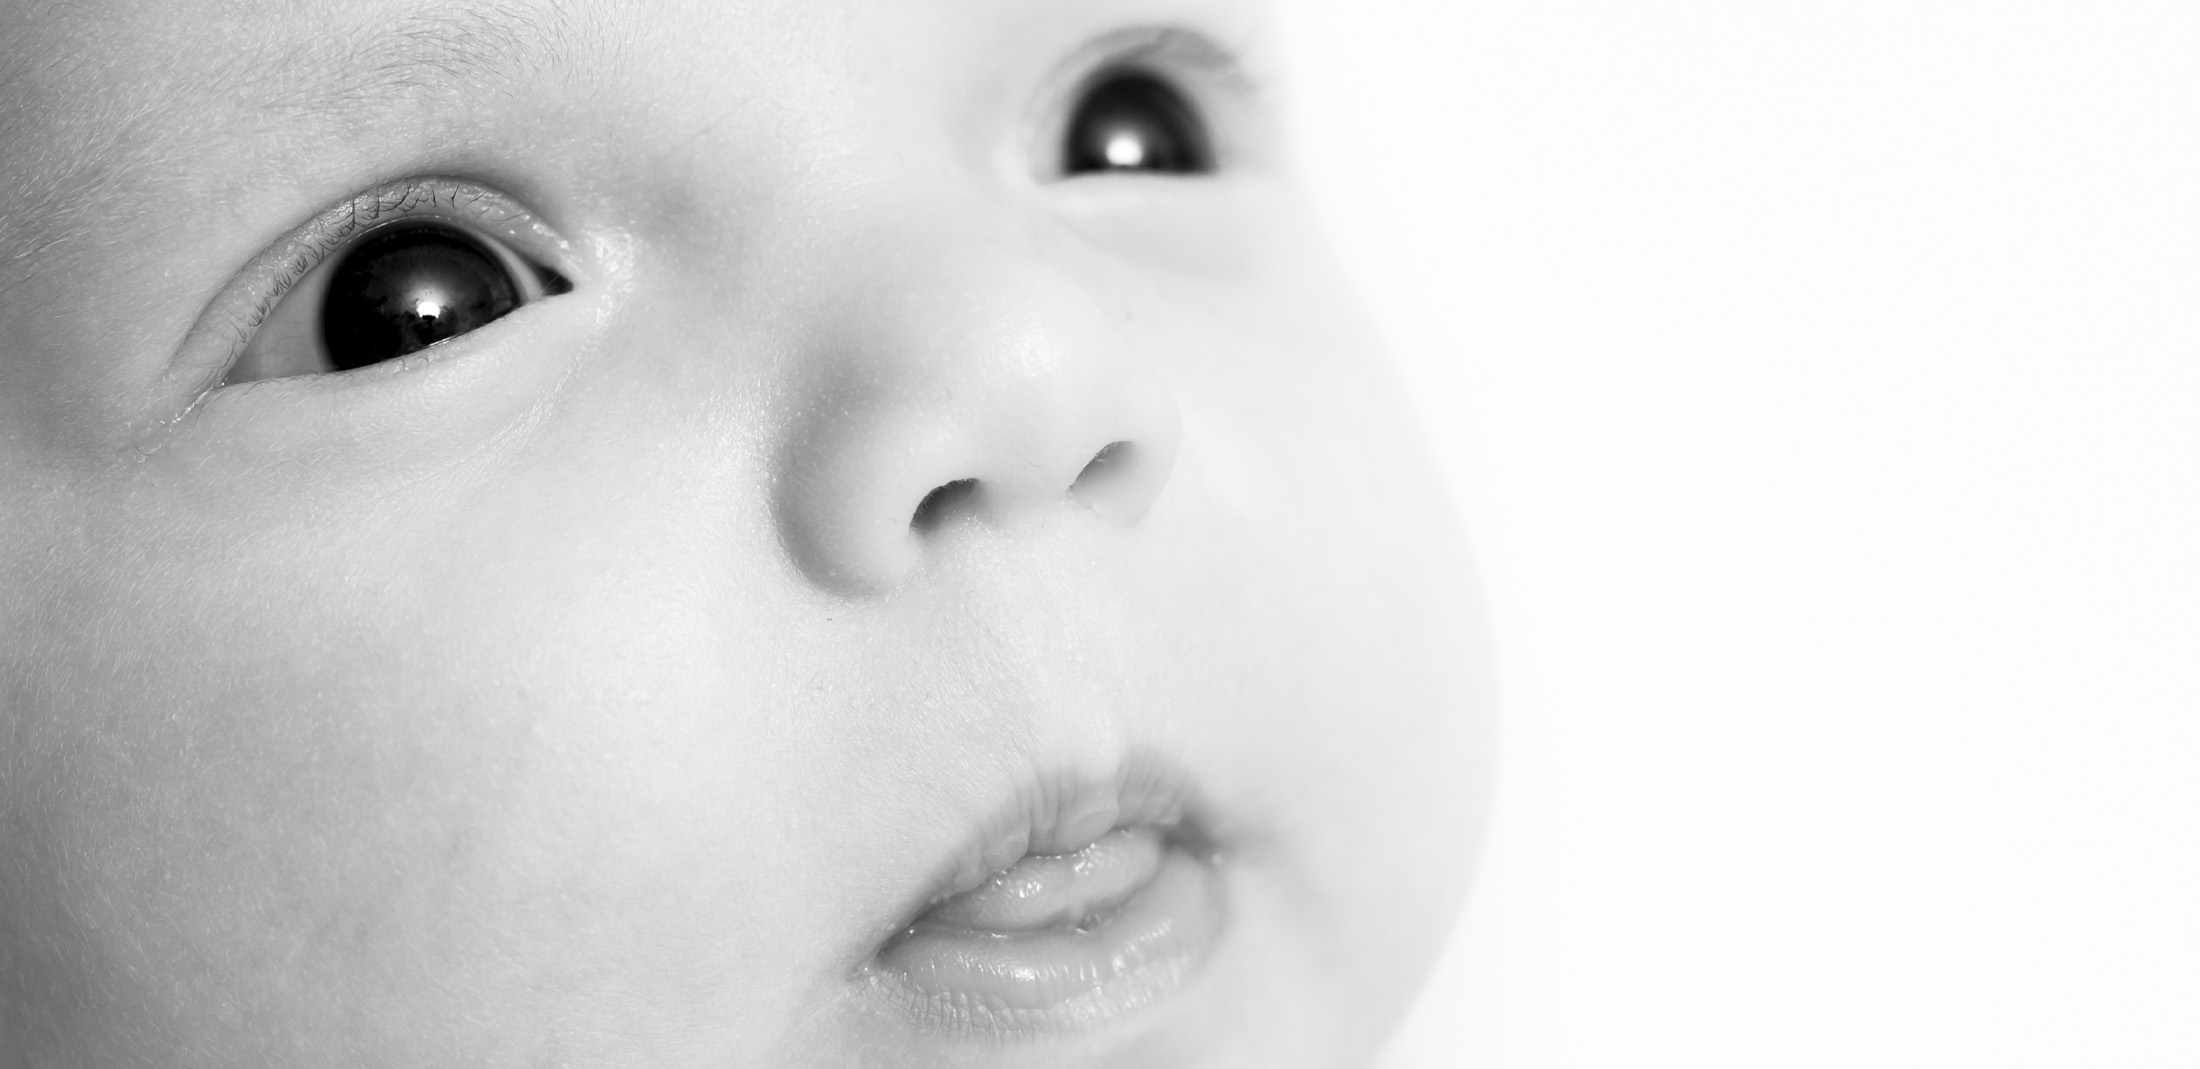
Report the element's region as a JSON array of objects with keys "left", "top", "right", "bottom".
[
  {"left": 910, "top": 478, "right": 982, "bottom": 534},
  {"left": 1068, "top": 439, "right": 1169, "bottom": 524},
  {"left": 1069, "top": 441, "right": 1136, "bottom": 502}
]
